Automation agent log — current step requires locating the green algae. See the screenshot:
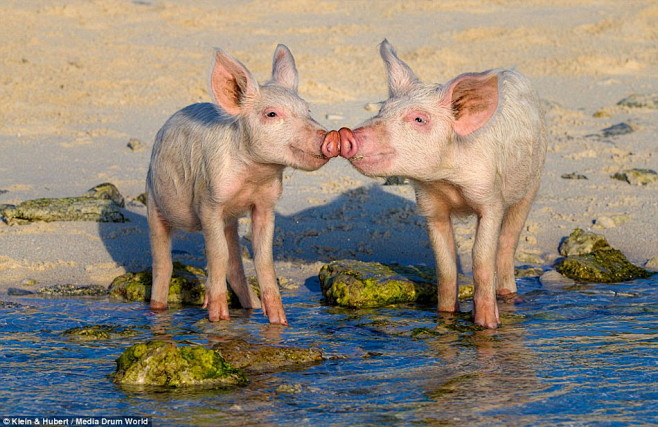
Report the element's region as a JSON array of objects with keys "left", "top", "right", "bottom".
[
  {"left": 557, "top": 249, "right": 651, "bottom": 283},
  {"left": 63, "top": 324, "right": 138, "bottom": 341},
  {"left": 559, "top": 228, "right": 611, "bottom": 257},
  {"left": 37, "top": 284, "right": 108, "bottom": 297},
  {"left": 318, "top": 260, "right": 473, "bottom": 308},
  {"left": 0, "top": 183, "right": 126, "bottom": 225},
  {"left": 213, "top": 338, "right": 323, "bottom": 373},
  {"left": 108, "top": 262, "right": 261, "bottom": 307},
  {"left": 113, "top": 341, "right": 247, "bottom": 388},
  {"left": 556, "top": 229, "right": 651, "bottom": 283},
  {"left": 109, "top": 262, "right": 206, "bottom": 306}
]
